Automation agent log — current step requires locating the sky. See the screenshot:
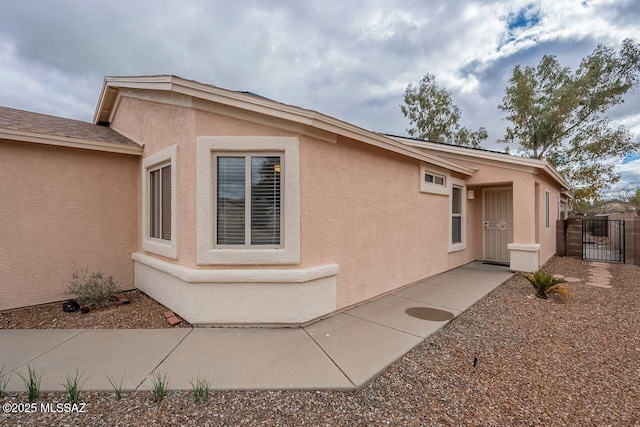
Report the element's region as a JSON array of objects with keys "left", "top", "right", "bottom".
[{"left": 1, "top": 0, "right": 639, "bottom": 193}]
